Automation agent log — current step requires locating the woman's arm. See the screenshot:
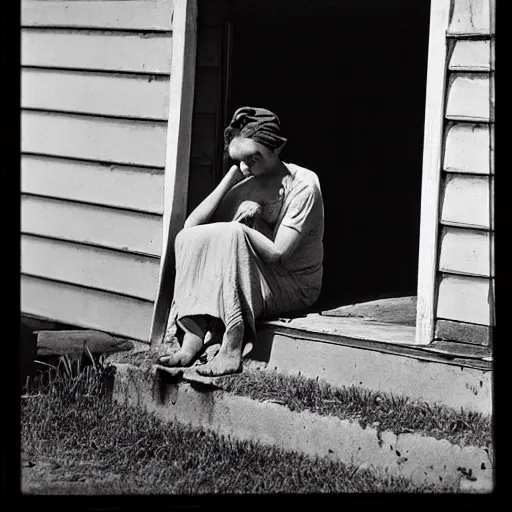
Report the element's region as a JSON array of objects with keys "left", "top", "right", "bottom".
[
  {"left": 241, "top": 183, "right": 321, "bottom": 265},
  {"left": 184, "top": 165, "right": 246, "bottom": 229},
  {"left": 240, "top": 223, "right": 302, "bottom": 265}
]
